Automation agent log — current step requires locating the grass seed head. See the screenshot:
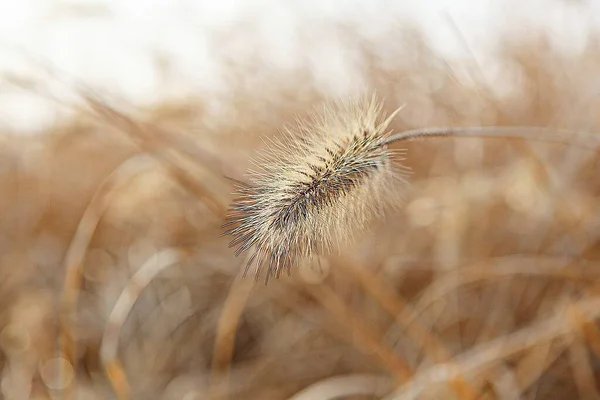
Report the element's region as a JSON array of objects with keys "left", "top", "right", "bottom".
[{"left": 224, "top": 95, "right": 410, "bottom": 282}]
